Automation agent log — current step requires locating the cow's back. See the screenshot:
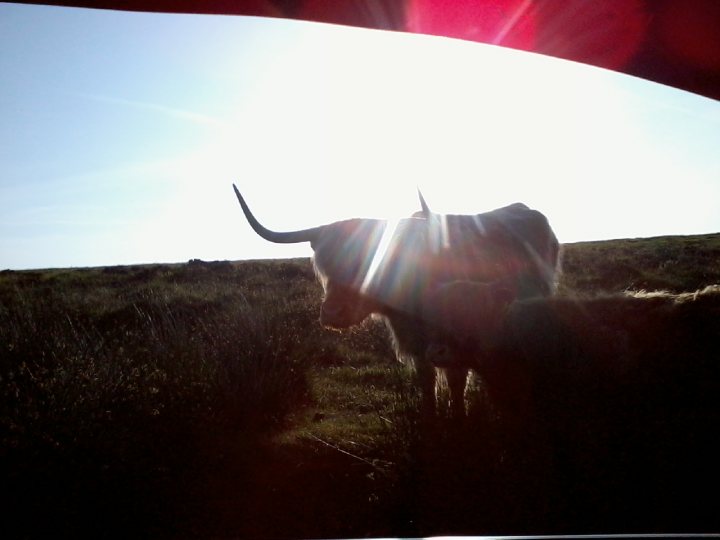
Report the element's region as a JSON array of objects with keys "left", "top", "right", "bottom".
[{"left": 436, "top": 203, "right": 560, "bottom": 298}]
